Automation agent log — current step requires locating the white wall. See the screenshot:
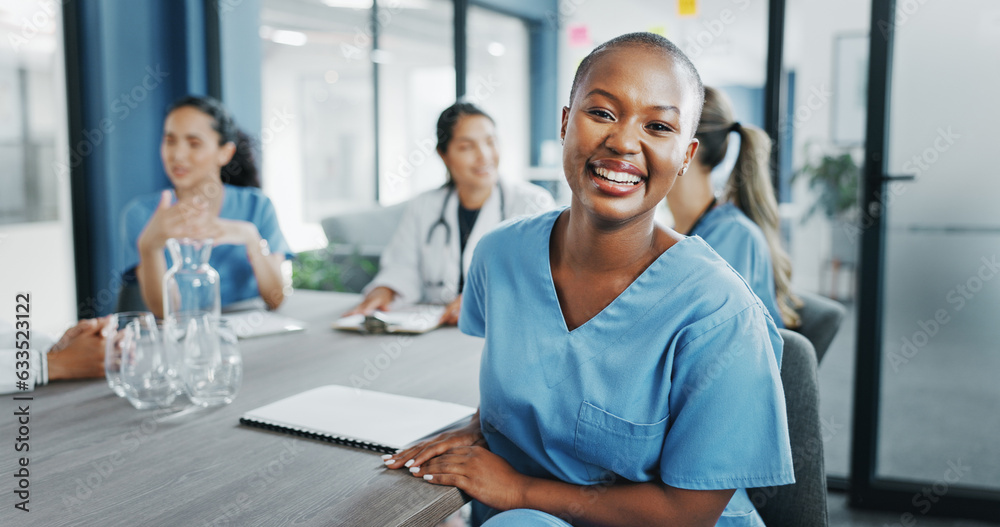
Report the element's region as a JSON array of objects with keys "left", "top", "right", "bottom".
[
  {"left": 0, "top": 223, "right": 77, "bottom": 337},
  {"left": 557, "top": 0, "right": 770, "bottom": 109}
]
